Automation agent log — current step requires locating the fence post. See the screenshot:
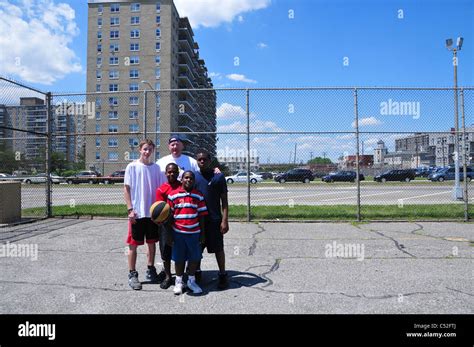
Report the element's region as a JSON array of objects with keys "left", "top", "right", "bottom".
[
  {"left": 45, "top": 92, "right": 52, "bottom": 218},
  {"left": 354, "top": 88, "right": 361, "bottom": 221},
  {"left": 143, "top": 90, "right": 148, "bottom": 139},
  {"left": 460, "top": 89, "right": 469, "bottom": 221},
  {"left": 246, "top": 89, "right": 251, "bottom": 222}
]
